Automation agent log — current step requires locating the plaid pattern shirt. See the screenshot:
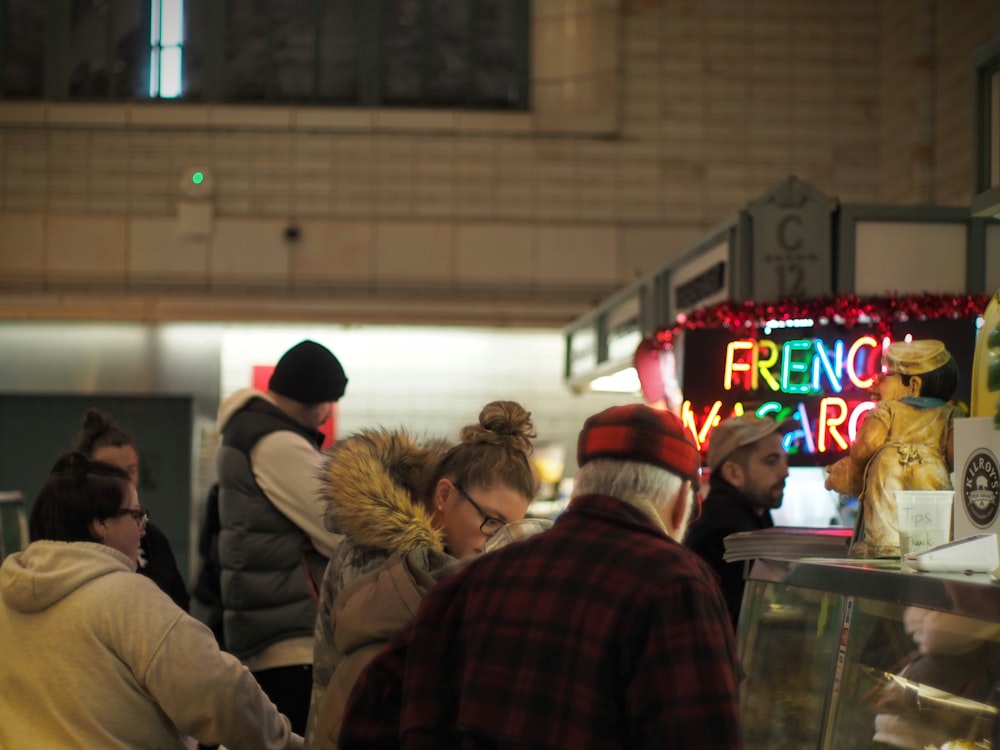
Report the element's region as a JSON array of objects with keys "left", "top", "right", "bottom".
[{"left": 340, "top": 494, "right": 743, "bottom": 750}]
